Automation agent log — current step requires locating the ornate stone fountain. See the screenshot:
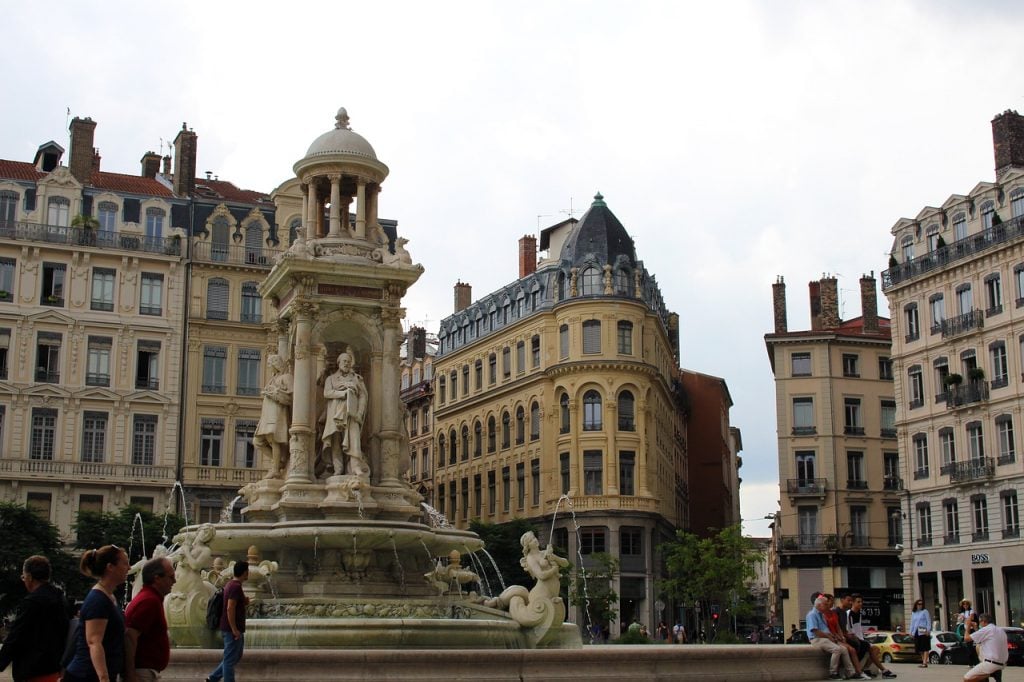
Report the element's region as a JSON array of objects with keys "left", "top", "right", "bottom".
[{"left": 163, "top": 109, "right": 580, "bottom": 651}]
